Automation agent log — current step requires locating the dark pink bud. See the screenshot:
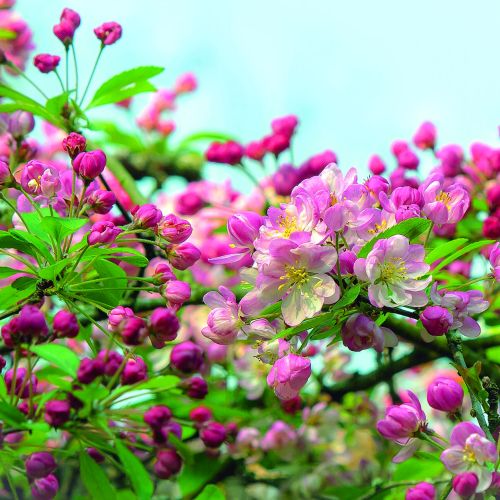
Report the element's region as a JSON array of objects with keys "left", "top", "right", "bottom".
[
  {"left": 53, "top": 310, "right": 79, "bottom": 338},
  {"left": 86, "top": 189, "right": 116, "bottom": 214},
  {"left": 94, "top": 22, "right": 122, "bottom": 45},
  {"left": 17, "top": 305, "right": 48, "bottom": 340},
  {"left": 157, "top": 214, "right": 192, "bottom": 244},
  {"left": 227, "top": 211, "right": 263, "bottom": 247},
  {"left": 97, "top": 350, "right": 123, "bottom": 376},
  {"left": 163, "top": 280, "right": 191, "bottom": 307},
  {"left": 5, "top": 367, "right": 37, "bottom": 398},
  {"left": 452, "top": 472, "right": 478, "bottom": 498},
  {"left": 189, "top": 406, "right": 212, "bottom": 424},
  {"left": 25, "top": 452, "right": 57, "bottom": 479},
  {"left": 152, "top": 262, "right": 175, "bottom": 284},
  {"left": 391, "top": 140, "right": 409, "bottom": 157},
  {"left": 62, "top": 132, "right": 86, "bottom": 159},
  {"left": 245, "top": 140, "right": 266, "bottom": 161},
  {"left": 200, "top": 421, "right": 227, "bottom": 448},
  {"left": 153, "top": 449, "right": 182, "bottom": 479},
  {"left": 368, "top": 155, "right": 386, "bottom": 175},
  {"left": 483, "top": 215, "right": 500, "bottom": 239},
  {"left": 427, "top": 377, "right": 463, "bottom": 413},
  {"left": 420, "top": 306, "right": 453, "bottom": 336},
  {"left": 53, "top": 20, "right": 75, "bottom": 46},
  {"left": 120, "top": 316, "right": 147, "bottom": 346},
  {"left": 31, "top": 474, "right": 59, "bottom": 500},
  {"left": 405, "top": 482, "right": 435, "bottom": 500},
  {"left": 1, "top": 317, "right": 19, "bottom": 348},
  {"left": 44, "top": 400, "right": 71, "bottom": 427},
  {"left": 88, "top": 221, "right": 122, "bottom": 246},
  {"left": 0, "top": 355, "right": 5, "bottom": 371},
  {"left": 413, "top": 121, "right": 437, "bottom": 150},
  {"left": 149, "top": 307, "right": 180, "bottom": 347},
  {"left": 397, "top": 148, "right": 420, "bottom": 170},
  {"left": 271, "top": 164, "right": 299, "bottom": 196},
  {"left": 60, "top": 8, "right": 80, "bottom": 28},
  {"left": 170, "top": 341, "right": 203, "bottom": 373},
  {"left": 131, "top": 204, "right": 162, "bottom": 229},
  {"left": 86, "top": 447, "right": 105, "bottom": 463},
  {"left": 77, "top": 357, "right": 105, "bottom": 384},
  {"left": 487, "top": 184, "right": 500, "bottom": 211},
  {"left": 0, "top": 160, "right": 11, "bottom": 187},
  {"left": 205, "top": 141, "right": 244, "bottom": 165},
  {"left": 338, "top": 250, "right": 356, "bottom": 274},
  {"left": 298, "top": 150, "right": 337, "bottom": 179},
  {"left": 33, "top": 54, "right": 60, "bottom": 73},
  {"left": 107, "top": 306, "right": 134, "bottom": 331},
  {"left": 121, "top": 357, "right": 147, "bottom": 385},
  {"left": 144, "top": 405, "right": 172, "bottom": 429},
  {"left": 168, "top": 242, "right": 200, "bottom": 270},
  {"left": 437, "top": 144, "right": 463, "bottom": 177},
  {"left": 271, "top": 115, "right": 298, "bottom": 137},
  {"left": 263, "top": 133, "right": 290, "bottom": 156},
  {"left": 175, "top": 190, "right": 204, "bottom": 216},
  {"left": 184, "top": 376, "right": 208, "bottom": 399},
  {"left": 73, "top": 150, "right": 106, "bottom": 180},
  {"left": 174, "top": 72, "right": 197, "bottom": 94},
  {"left": 8, "top": 111, "right": 34, "bottom": 138}
]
